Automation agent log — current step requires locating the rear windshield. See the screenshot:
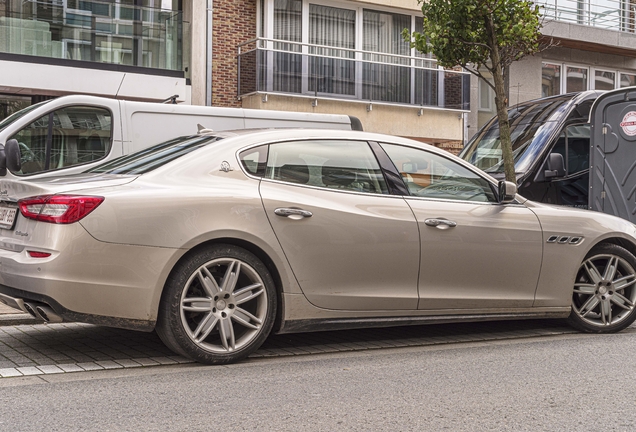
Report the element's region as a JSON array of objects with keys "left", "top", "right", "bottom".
[
  {"left": 87, "top": 134, "right": 223, "bottom": 175},
  {"left": 460, "top": 95, "right": 576, "bottom": 174}
]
